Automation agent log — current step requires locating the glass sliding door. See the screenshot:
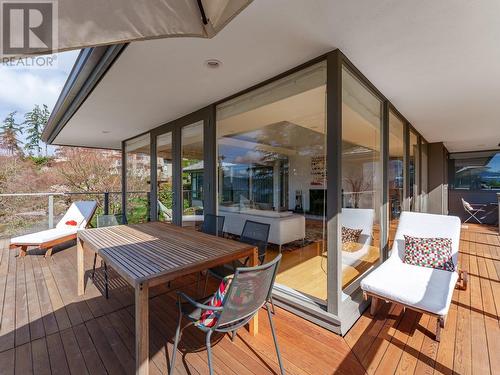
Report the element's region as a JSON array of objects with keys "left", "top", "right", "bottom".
[
  {"left": 125, "top": 134, "right": 151, "bottom": 223},
  {"left": 341, "top": 65, "right": 382, "bottom": 291},
  {"left": 388, "top": 110, "right": 404, "bottom": 243},
  {"left": 157, "top": 132, "right": 173, "bottom": 222},
  {"left": 216, "top": 61, "right": 327, "bottom": 302},
  {"left": 409, "top": 130, "right": 419, "bottom": 211},
  {"left": 181, "top": 121, "right": 204, "bottom": 228}
]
